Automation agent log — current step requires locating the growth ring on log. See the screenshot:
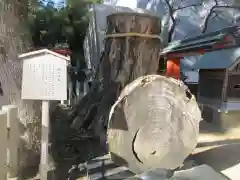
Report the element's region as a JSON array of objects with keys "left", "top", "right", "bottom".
[{"left": 107, "top": 75, "right": 202, "bottom": 173}]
